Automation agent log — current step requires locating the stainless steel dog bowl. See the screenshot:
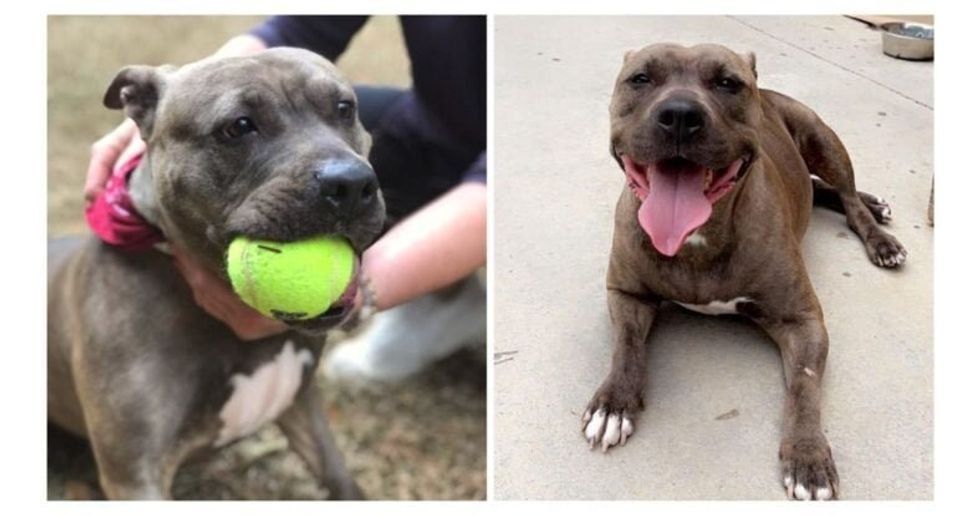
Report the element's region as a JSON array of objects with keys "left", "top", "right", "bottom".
[{"left": 881, "top": 22, "right": 934, "bottom": 61}]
